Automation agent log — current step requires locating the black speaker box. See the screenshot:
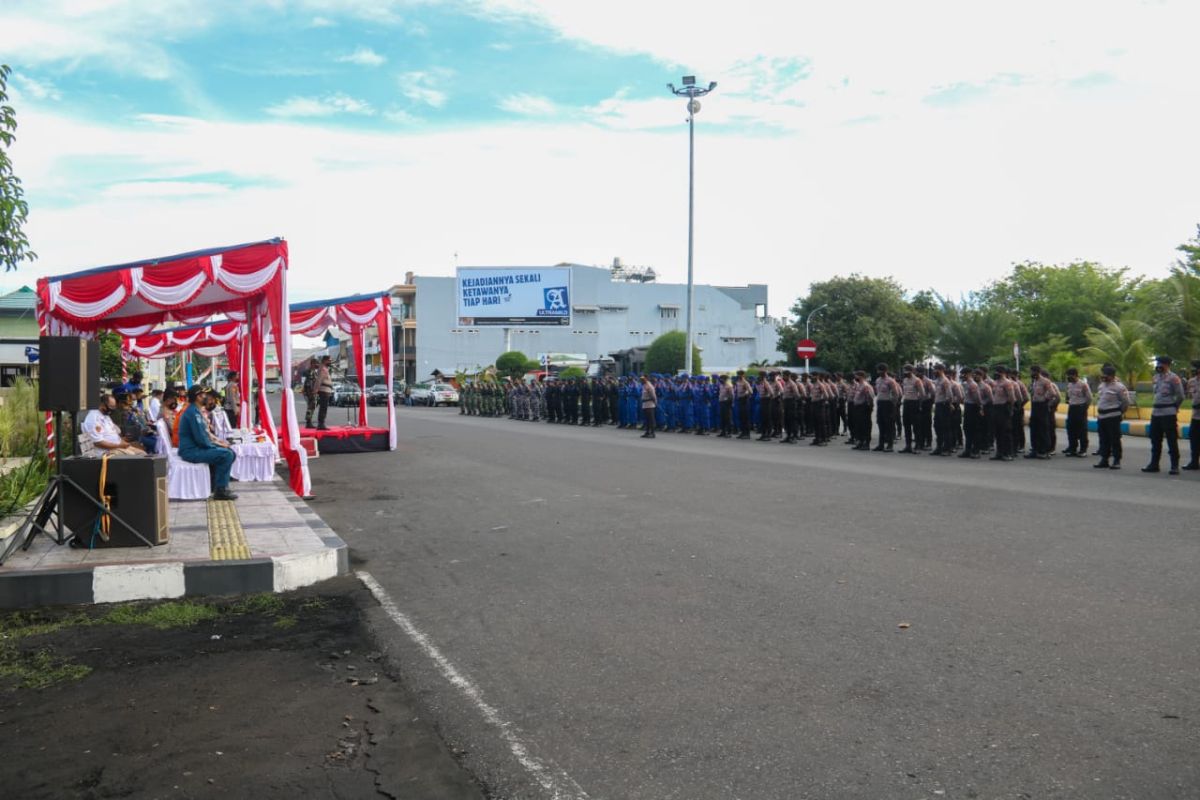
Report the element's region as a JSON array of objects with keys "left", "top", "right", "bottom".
[
  {"left": 38, "top": 336, "right": 100, "bottom": 412},
  {"left": 61, "top": 456, "right": 170, "bottom": 547}
]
